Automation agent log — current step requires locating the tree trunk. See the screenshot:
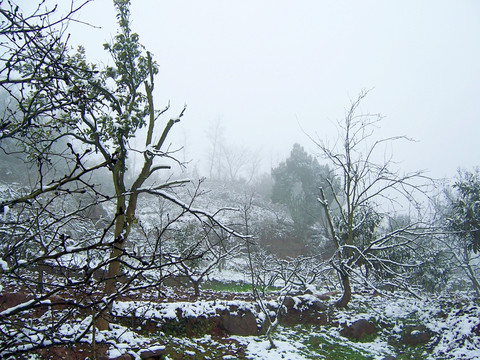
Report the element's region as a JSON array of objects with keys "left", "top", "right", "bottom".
[
  {"left": 193, "top": 279, "right": 200, "bottom": 298},
  {"left": 462, "top": 246, "right": 480, "bottom": 297},
  {"left": 335, "top": 271, "right": 352, "bottom": 308},
  {"left": 97, "top": 218, "right": 126, "bottom": 330},
  {"left": 266, "top": 321, "right": 278, "bottom": 349},
  {"left": 97, "top": 162, "right": 127, "bottom": 331},
  {"left": 36, "top": 267, "right": 44, "bottom": 294},
  {"left": 465, "top": 262, "right": 480, "bottom": 297}
]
